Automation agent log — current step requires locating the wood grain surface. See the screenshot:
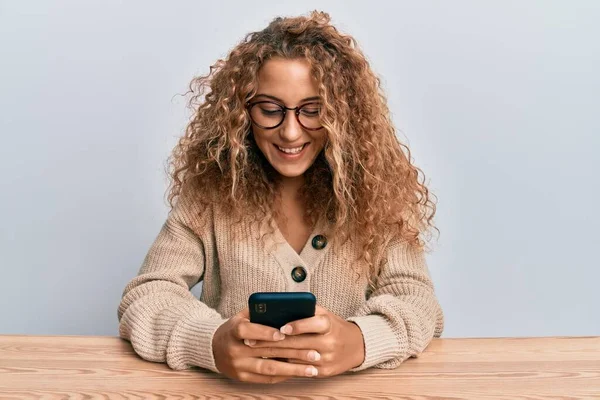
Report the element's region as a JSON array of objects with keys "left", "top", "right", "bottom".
[{"left": 0, "top": 335, "right": 598, "bottom": 399}]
